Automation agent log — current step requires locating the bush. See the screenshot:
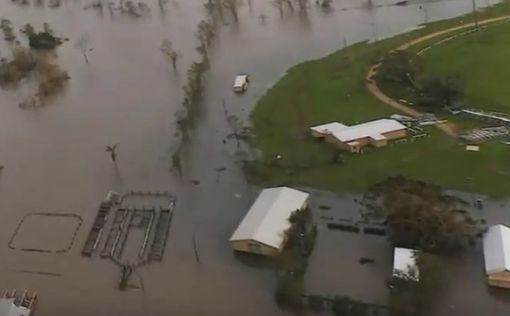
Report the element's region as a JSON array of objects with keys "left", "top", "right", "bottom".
[
  {"left": 0, "top": 61, "right": 21, "bottom": 84},
  {"left": 308, "top": 295, "right": 325, "bottom": 313},
  {"left": 12, "top": 47, "right": 36, "bottom": 72},
  {"left": 275, "top": 273, "right": 304, "bottom": 311},
  {"left": 29, "top": 32, "right": 61, "bottom": 49},
  {"left": 331, "top": 296, "right": 370, "bottom": 316}
]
